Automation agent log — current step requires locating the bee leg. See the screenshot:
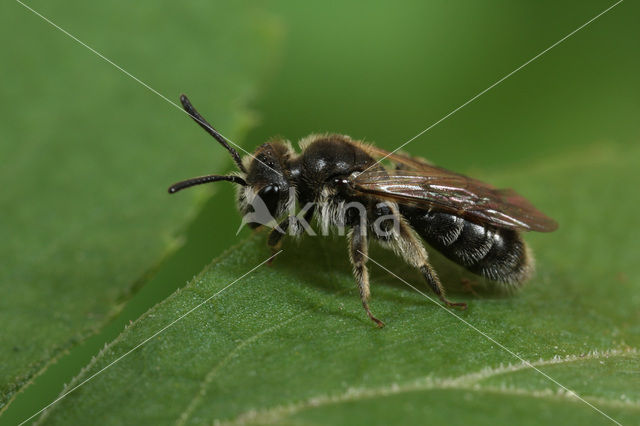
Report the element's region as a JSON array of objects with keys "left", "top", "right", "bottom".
[
  {"left": 267, "top": 218, "right": 290, "bottom": 265},
  {"left": 267, "top": 206, "right": 315, "bottom": 264},
  {"left": 420, "top": 262, "right": 468, "bottom": 310},
  {"left": 460, "top": 278, "right": 479, "bottom": 296},
  {"left": 348, "top": 224, "right": 384, "bottom": 328},
  {"left": 391, "top": 220, "right": 467, "bottom": 310}
]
